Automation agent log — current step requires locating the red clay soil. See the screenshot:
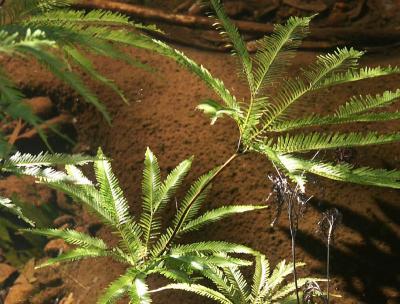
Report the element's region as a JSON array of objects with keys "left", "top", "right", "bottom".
[{"left": 2, "top": 40, "right": 400, "bottom": 303}]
